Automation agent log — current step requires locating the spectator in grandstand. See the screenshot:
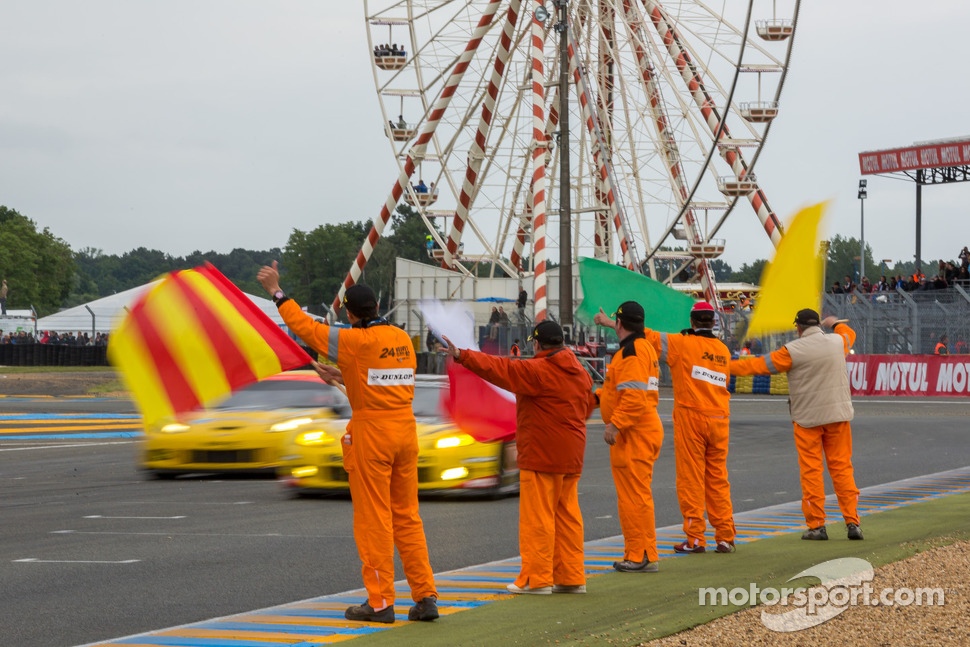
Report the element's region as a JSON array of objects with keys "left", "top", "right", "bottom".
[
  {"left": 944, "top": 261, "right": 958, "bottom": 283},
  {"left": 960, "top": 246, "right": 970, "bottom": 270},
  {"left": 841, "top": 276, "right": 856, "bottom": 293},
  {"left": 935, "top": 335, "right": 949, "bottom": 355},
  {"left": 859, "top": 277, "right": 872, "bottom": 293},
  {"left": 498, "top": 307, "right": 510, "bottom": 326},
  {"left": 956, "top": 266, "right": 970, "bottom": 287},
  {"left": 876, "top": 276, "right": 889, "bottom": 292},
  {"left": 830, "top": 281, "right": 844, "bottom": 294}
]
